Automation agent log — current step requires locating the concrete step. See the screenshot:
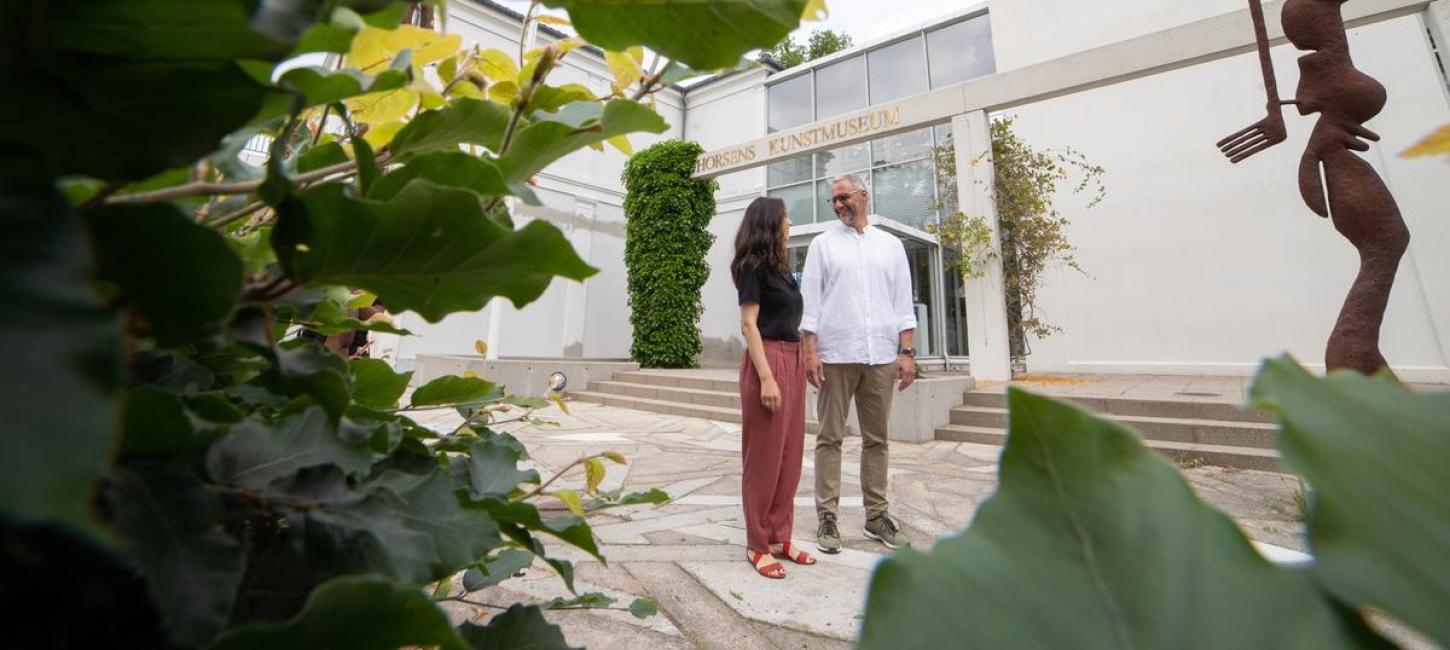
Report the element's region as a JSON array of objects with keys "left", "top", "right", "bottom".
[
  {"left": 590, "top": 380, "right": 741, "bottom": 409},
  {"left": 949, "top": 405, "right": 1278, "bottom": 449},
  {"left": 611, "top": 371, "right": 738, "bottom": 393},
  {"left": 571, "top": 390, "right": 741, "bottom": 423},
  {"left": 962, "top": 390, "right": 1274, "bottom": 424},
  {"left": 934, "top": 425, "right": 1282, "bottom": 473},
  {"left": 571, "top": 389, "right": 824, "bottom": 435}
]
